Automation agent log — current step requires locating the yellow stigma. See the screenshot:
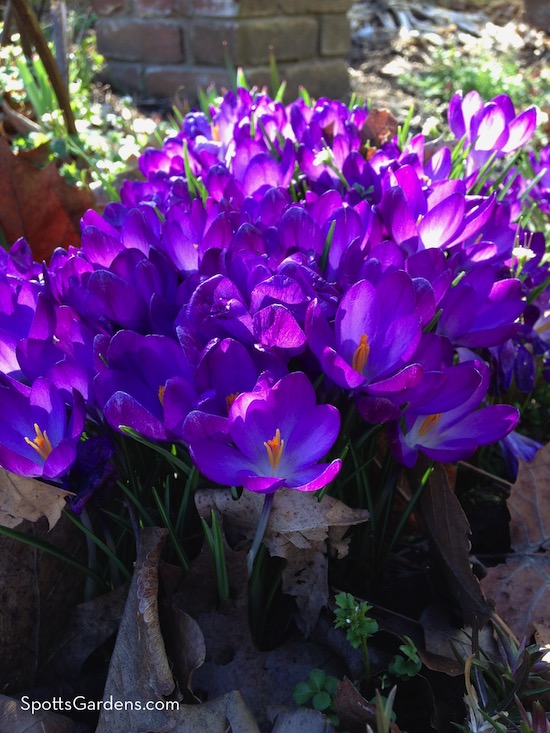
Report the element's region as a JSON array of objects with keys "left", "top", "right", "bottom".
[
  {"left": 418, "top": 413, "right": 442, "bottom": 437},
  {"left": 352, "top": 334, "right": 370, "bottom": 374},
  {"left": 158, "top": 385, "right": 166, "bottom": 406},
  {"left": 264, "top": 428, "right": 284, "bottom": 472},
  {"left": 24, "top": 423, "right": 53, "bottom": 461},
  {"left": 225, "top": 392, "right": 240, "bottom": 414}
]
